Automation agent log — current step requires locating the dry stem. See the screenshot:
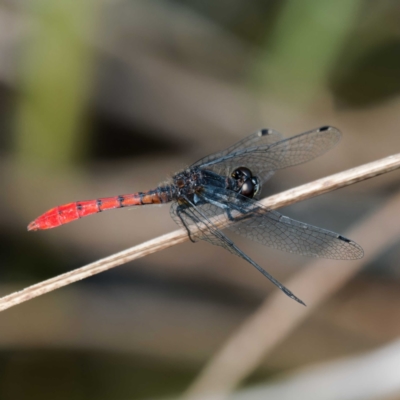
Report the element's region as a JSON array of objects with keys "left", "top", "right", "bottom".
[{"left": 1, "top": 153, "right": 400, "bottom": 313}]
